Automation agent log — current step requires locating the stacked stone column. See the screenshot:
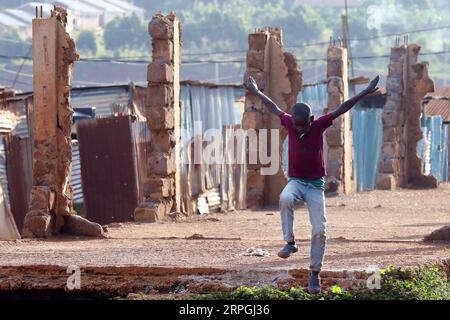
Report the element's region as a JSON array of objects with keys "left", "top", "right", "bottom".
[
  {"left": 134, "top": 13, "right": 182, "bottom": 221},
  {"left": 23, "top": 7, "right": 79, "bottom": 237},
  {"left": 377, "top": 45, "right": 407, "bottom": 189},
  {"left": 242, "top": 31, "right": 269, "bottom": 209},
  {"left": 404, "top": 45, "right": 435, "bottom": 186},
  {"left": 243, "top": 28, "right": 302, "bottom": 208},
  {"left": 377, "top": 41, "right": 436, "bottom": 189},
  {"left": 325, "top": 45, "right": 354, "bottom": 195}
]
